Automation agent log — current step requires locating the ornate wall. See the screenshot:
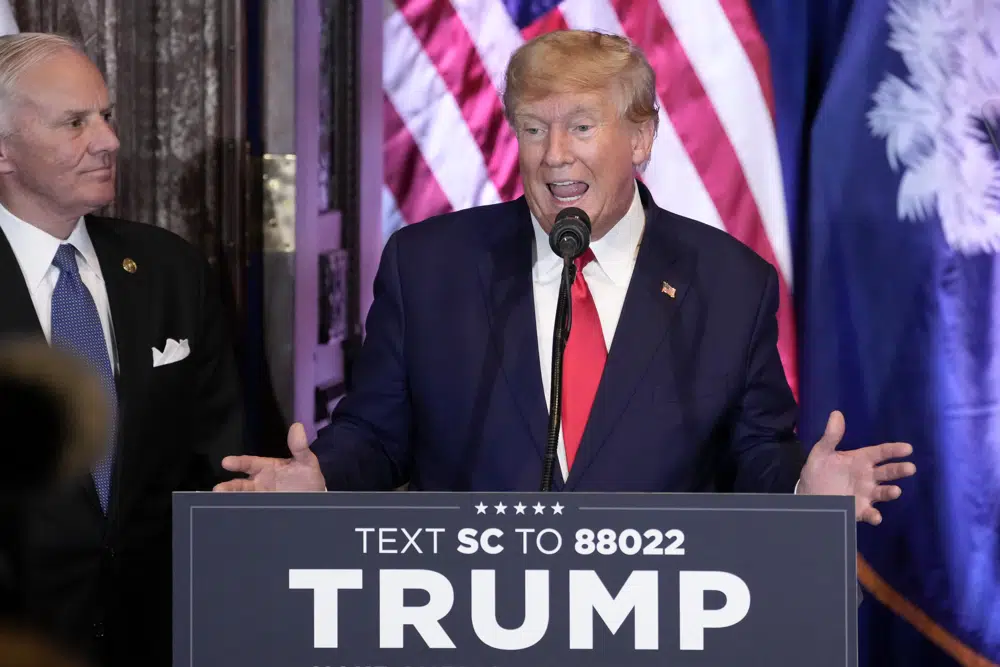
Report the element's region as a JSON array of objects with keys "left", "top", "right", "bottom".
[{"left": 12, "top": 0, "right": 248, "bottom": 297}]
